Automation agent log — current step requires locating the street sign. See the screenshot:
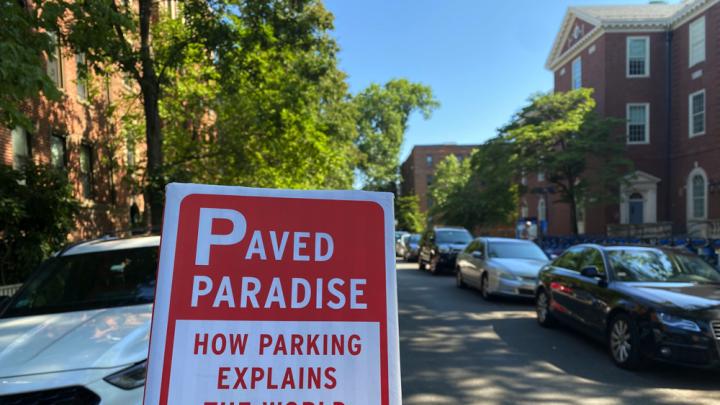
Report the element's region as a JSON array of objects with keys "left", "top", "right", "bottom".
[{"left": 144, "top": 183, "right": 400, "bottom": 405}]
